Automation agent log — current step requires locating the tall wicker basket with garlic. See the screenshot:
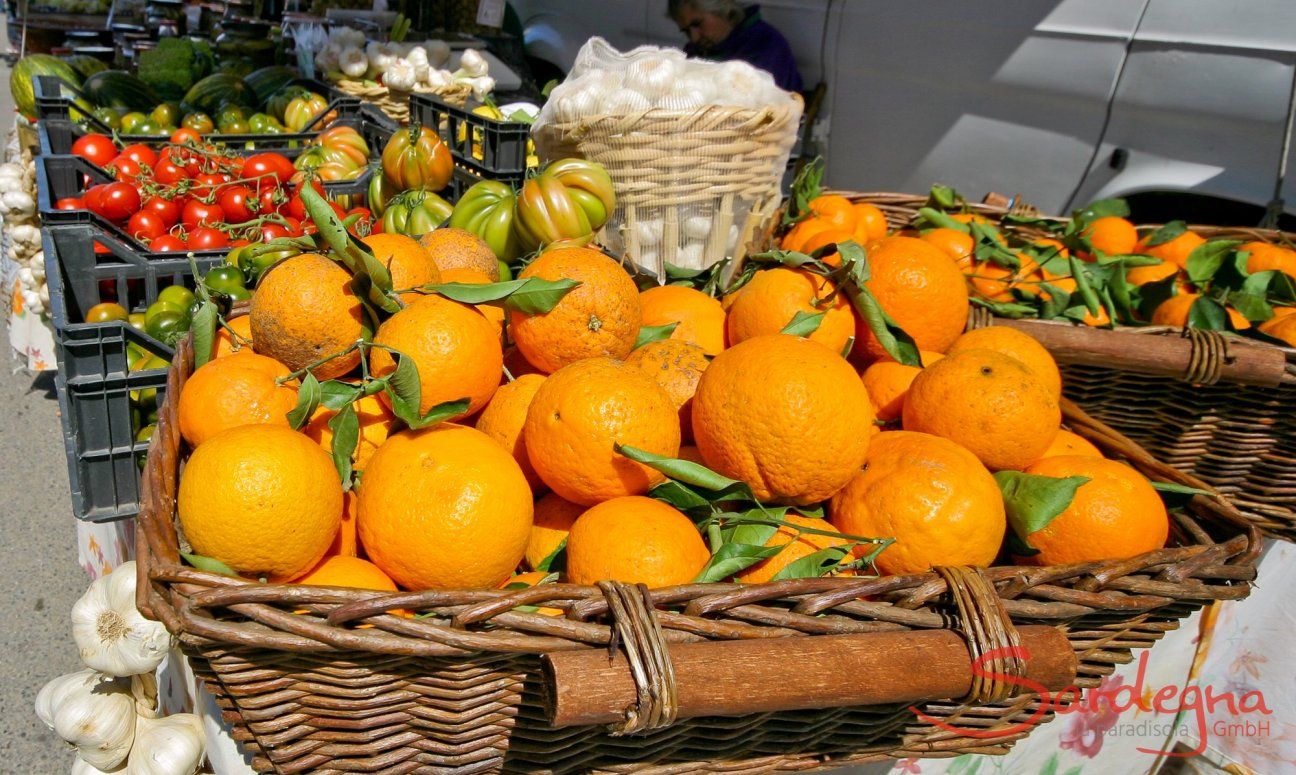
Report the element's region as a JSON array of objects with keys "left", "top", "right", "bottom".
[{"left": 532, "top": 38, "right": 802, "bottom": 277}]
